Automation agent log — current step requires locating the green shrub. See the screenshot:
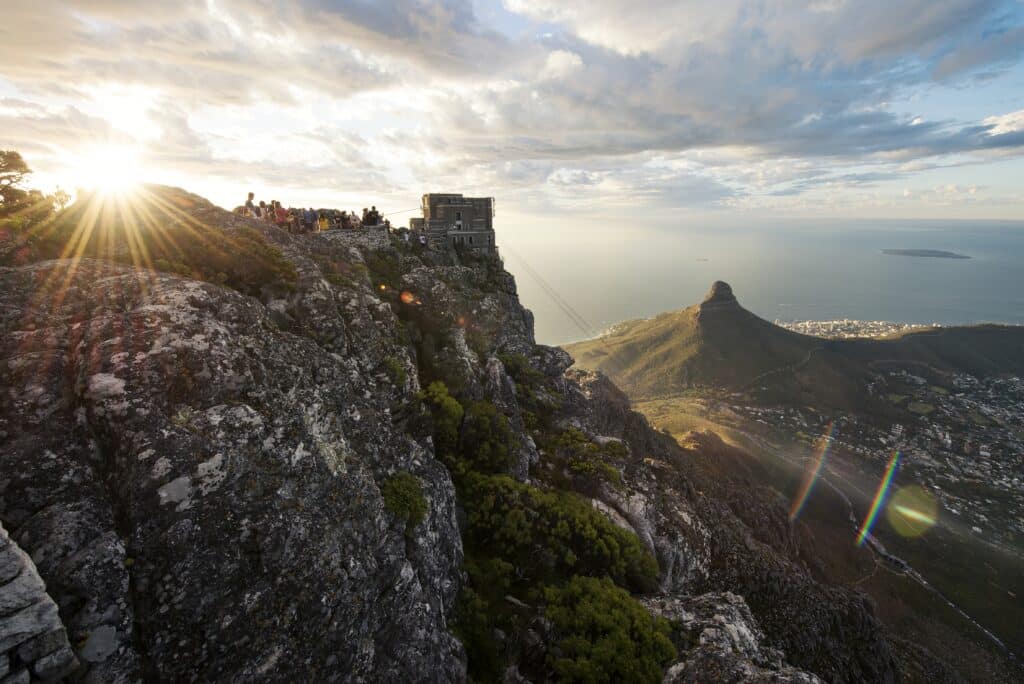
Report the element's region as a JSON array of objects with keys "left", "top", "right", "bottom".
[
  {"left": 419, "top": 381, "right": 464, "bottom": 462},
  {"left": 384, "top": 356, "right": 407, "bottom": 387},
  {"left": 314, "top": 254, "right": 361, "bottom": 289},
  {"left": 498, "top": 352, "right": 544, "bottom": 387},
  {"left": 550, "top": 428, "right": 625, "bottom": 488},
  {"left": 453, "top": 554, "right": 519, "bottom": 681},
  {"left": 498, "top": 352, "right": 559, "bottom": 431},
  {"left": 544, "top": 576, "right": 676, "bottom": 684},
  {"left": 365, "top": 248, "right": 402, "bottom": 289},
  {"left": 461, "top": 473, "right": 658, "bottom": 592},
  {"left": 458, "top": 401, "right": 514, "bottom": 475},
  {"left": 381, "top": 472, "right": 428, "bottom": 535},
  {"left": 465, "top": 328, "right": 489, "bottom": 358}
]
